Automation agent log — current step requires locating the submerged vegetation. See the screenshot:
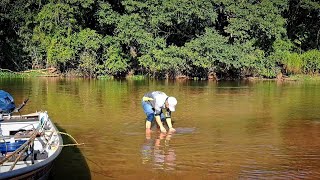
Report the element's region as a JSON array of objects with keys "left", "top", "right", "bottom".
[{"left": 1, "top": 0, "right": 320, "bottom": 80}]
